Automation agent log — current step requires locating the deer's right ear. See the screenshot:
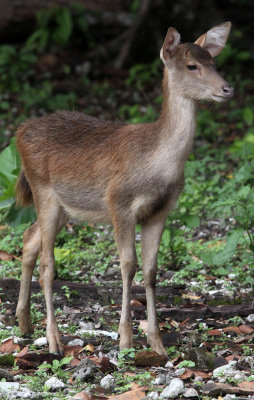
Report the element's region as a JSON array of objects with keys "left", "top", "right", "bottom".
[{"left": 160, "top": 27, "right": 181, "bottom": 64}]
